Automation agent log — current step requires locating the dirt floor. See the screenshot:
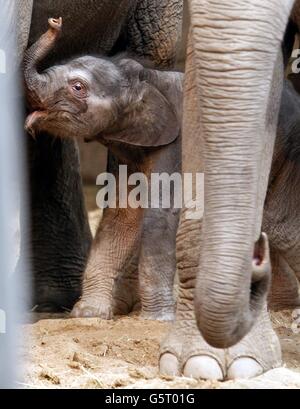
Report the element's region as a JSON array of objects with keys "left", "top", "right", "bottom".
[
  {"left": 19, "top": 311, "right": 300, "bottom": 389},
  {"left": 18, "top": 188, "right": 300, "bottom": 389}
]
